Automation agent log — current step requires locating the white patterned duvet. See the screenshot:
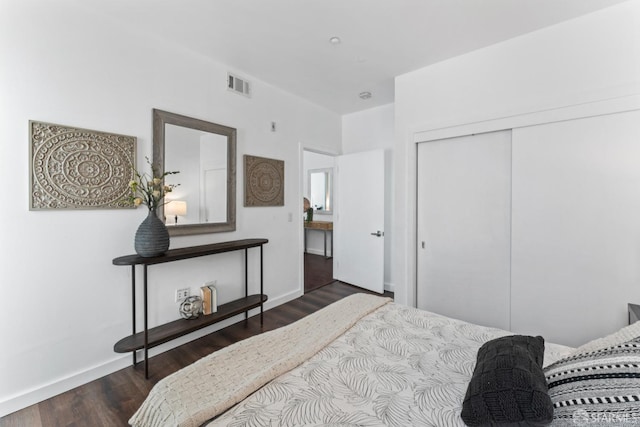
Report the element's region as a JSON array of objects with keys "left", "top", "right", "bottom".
[{"left": 207, "top": 301, "right": 573, "bottom": 427}]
